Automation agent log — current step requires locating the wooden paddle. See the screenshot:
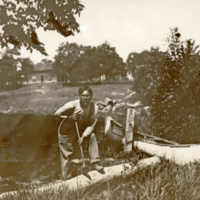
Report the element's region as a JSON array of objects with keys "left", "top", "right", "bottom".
[{"left": 75, "top": 121, "right": 88, "bottom": 174}]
